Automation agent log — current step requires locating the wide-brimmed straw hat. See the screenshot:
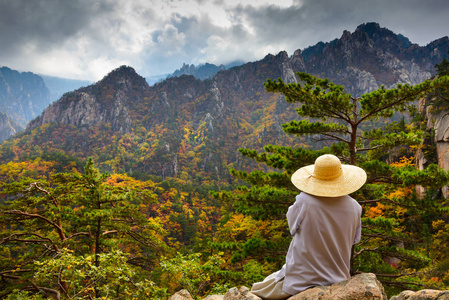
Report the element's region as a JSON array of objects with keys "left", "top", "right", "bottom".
[{"left": 291, "top": 154, "right": 367, "bottom": 197}]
